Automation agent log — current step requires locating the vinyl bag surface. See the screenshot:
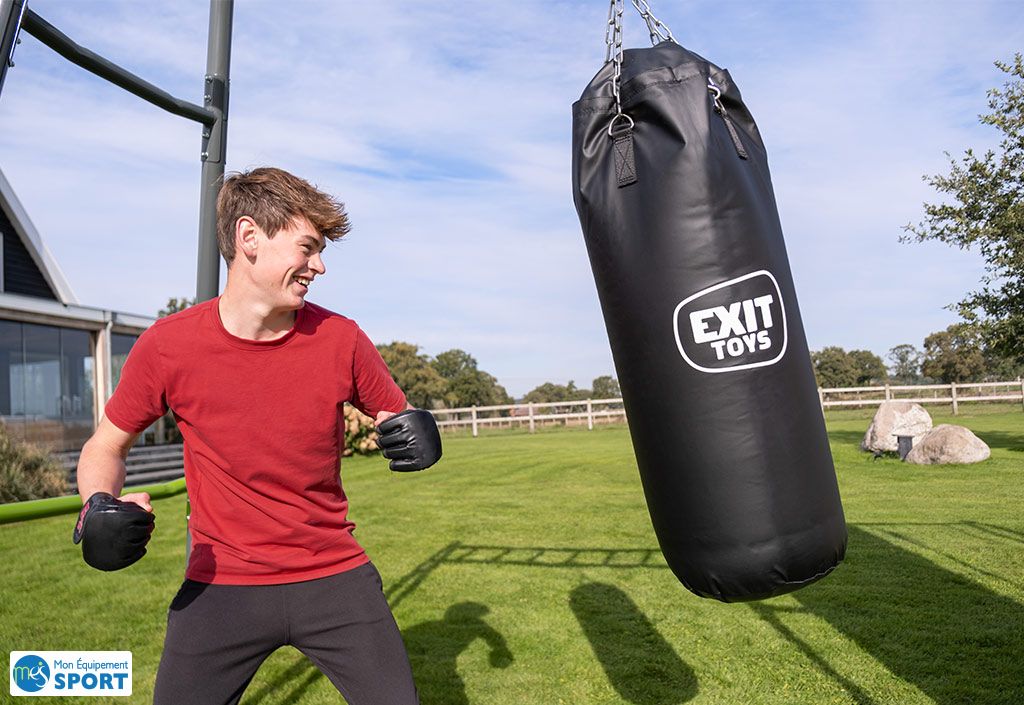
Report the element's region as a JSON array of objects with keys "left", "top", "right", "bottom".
[{"left": 571, "top": 39, "right": 847, "bottom": 601}]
